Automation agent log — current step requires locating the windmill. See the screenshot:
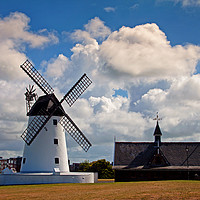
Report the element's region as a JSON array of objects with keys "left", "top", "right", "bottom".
[{"left": 20, "top": 59, "right": 92, "bottom": 173}]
